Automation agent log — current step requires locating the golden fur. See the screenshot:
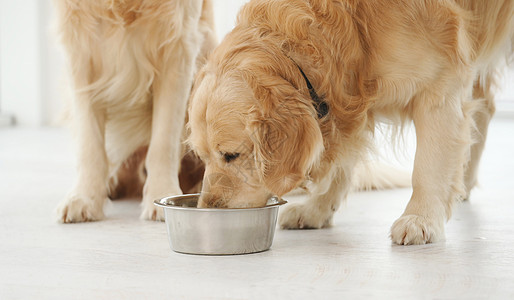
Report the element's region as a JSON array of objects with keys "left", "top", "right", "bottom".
[
  {"left": 54, "top": 0, "right": 216, "bottom": 222},
  {"left": 188, "top": 0, "right": 514, "bottom": 244}
]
